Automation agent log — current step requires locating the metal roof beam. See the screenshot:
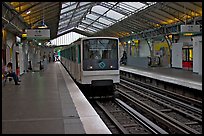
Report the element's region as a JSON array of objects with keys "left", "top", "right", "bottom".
[
  {"left": 59, "top": 15, "right": 83, "bottom": 28},
  {"left": 120, "top": 2, "right": 140, "bottom": 12},
  {"left": 58, "top": 24, "right": 76, "bottom": 32},
  {"left": 131, "top": 16, "right": 202, "bottom": 39},
  {"left": 130, "top": 12, "right": 162, "bottom": 26},
  {"left": 192, "top": 2, "right": 202, "bottom": 8},
  {"left": 61, "top": 2, "right": 77, "bottom": 11},
  {"left": 127, "top": 17, "right": 155, "bottom": 29},
  {"left": 148, "top": 10, "right": 174, "bottom": 21},
  {"left": 142, "top": 13, "right": 167, "bottom": 23},
  {"left": 111, "top": 24, "right": 132, "bottom": 32},
  {"left": 121, "top": 19, "right": 149, "bottom": 30},
  {"left": 24, "top": 5, "right": 59, "bottom": 24},
  {"left": 118, "top": 24, "right": 141, "bottom": 33},
  {"left": 59, "top": 8, "right": 87, "bottom": 23},
  {"left": 18, "top": 2, "right": 41, "bottom": 15},
  {"left": 76, "top": 3, "right": 96, "bottom": 27},
  {"left": 95, "top": 23, "right": 131, "bottom": 37},
  {"left": 66, "top": 2, "right": 80, "bottom": 29},
  {"left": 99, "top": 2, "right": 131, "bottom": 16},
  {"left": 159, "top": 8, "right": 185, "bottom": 23},
  {"left": 2, "top": 2, "right": 28, "bottom": 30},
  {"left": 139, "top": 2, "right": 150, "bottom": 5},
  {"left": 90, "top": 11, "right": 117, "bottom": 23},
  {"left": 80, "top": 21, "right": 102, "bottom": 30},
  {"left": 60, "top": 2, "right": 94, "bottom": 17},
  {"left": 23, "top": 2, "right": 59, "bottom": 18},
  {"left": 12, "top": 2, "right": 28, "bottom": 9},
  {"left": 162, "top": 3, "right": 193, "bottom": 18},
  {"left": 85, "top": 17, "right": 109, "bottom": 27},
  {"left": 78, "top": 25, "right": 97, "bottom": 33},
  {"left": 173, "top": 2, "right": 200, "bottom": 15},
  {"left": 60, "top": 4, "right": 90, "bottom": 19}
]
